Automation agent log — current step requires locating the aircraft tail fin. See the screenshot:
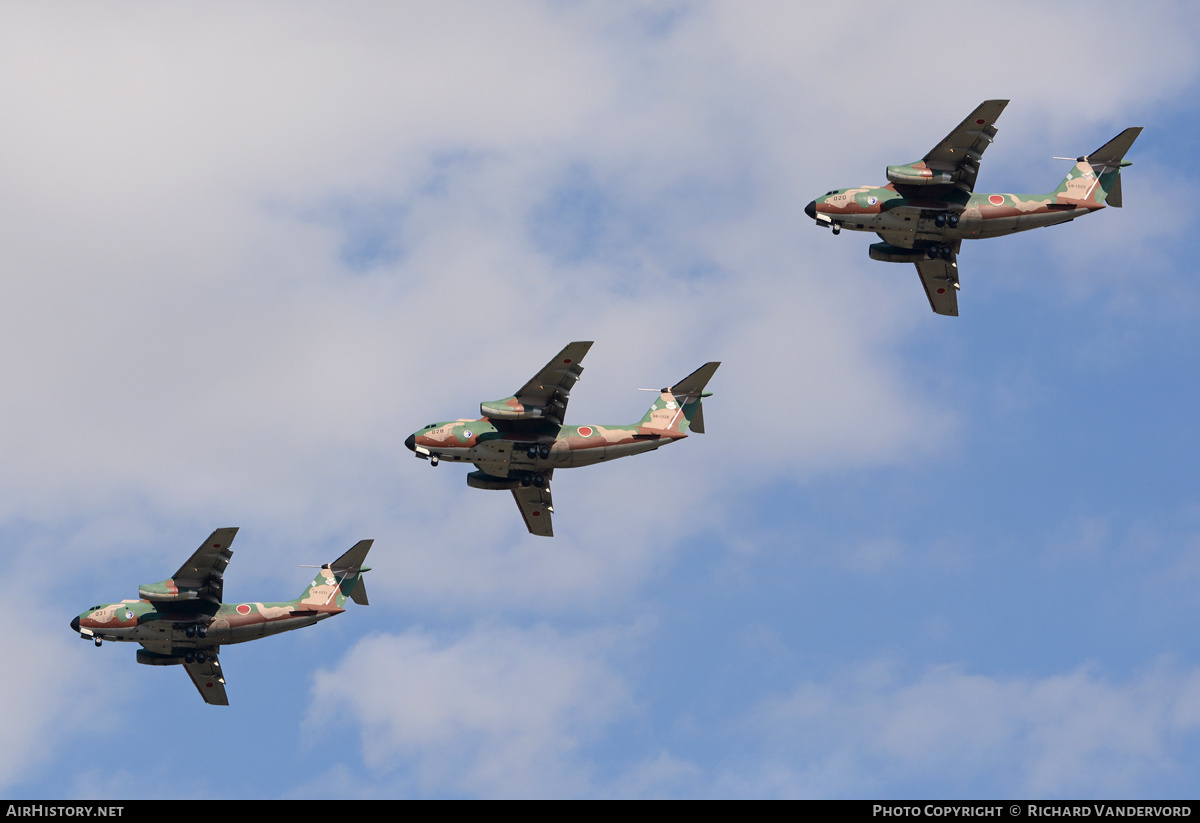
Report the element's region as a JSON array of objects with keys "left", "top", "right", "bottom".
[
  {"left": 637, "top": 362, "right": 720, "bottom": 435},
  {"left": 295, "top": 539, "right": 373, "bottom": 607},
  {"left": 1052, "top": 127, "right": 1142, "bottom": 208}
]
